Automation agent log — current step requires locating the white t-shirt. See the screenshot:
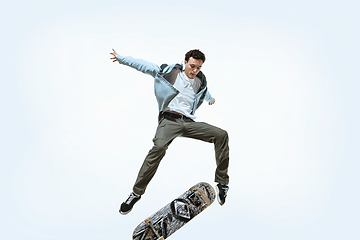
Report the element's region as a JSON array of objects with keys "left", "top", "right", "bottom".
[{"left": 165, "top": 71, "right": 202, "bottom": 119}]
